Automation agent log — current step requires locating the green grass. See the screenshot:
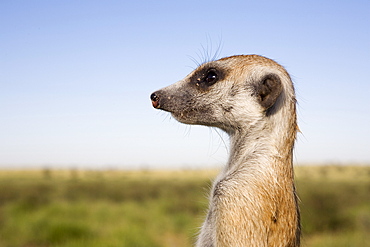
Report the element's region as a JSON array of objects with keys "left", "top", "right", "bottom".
[{"left": 0, "top": 166, "right": 369, "bottom": 247}]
